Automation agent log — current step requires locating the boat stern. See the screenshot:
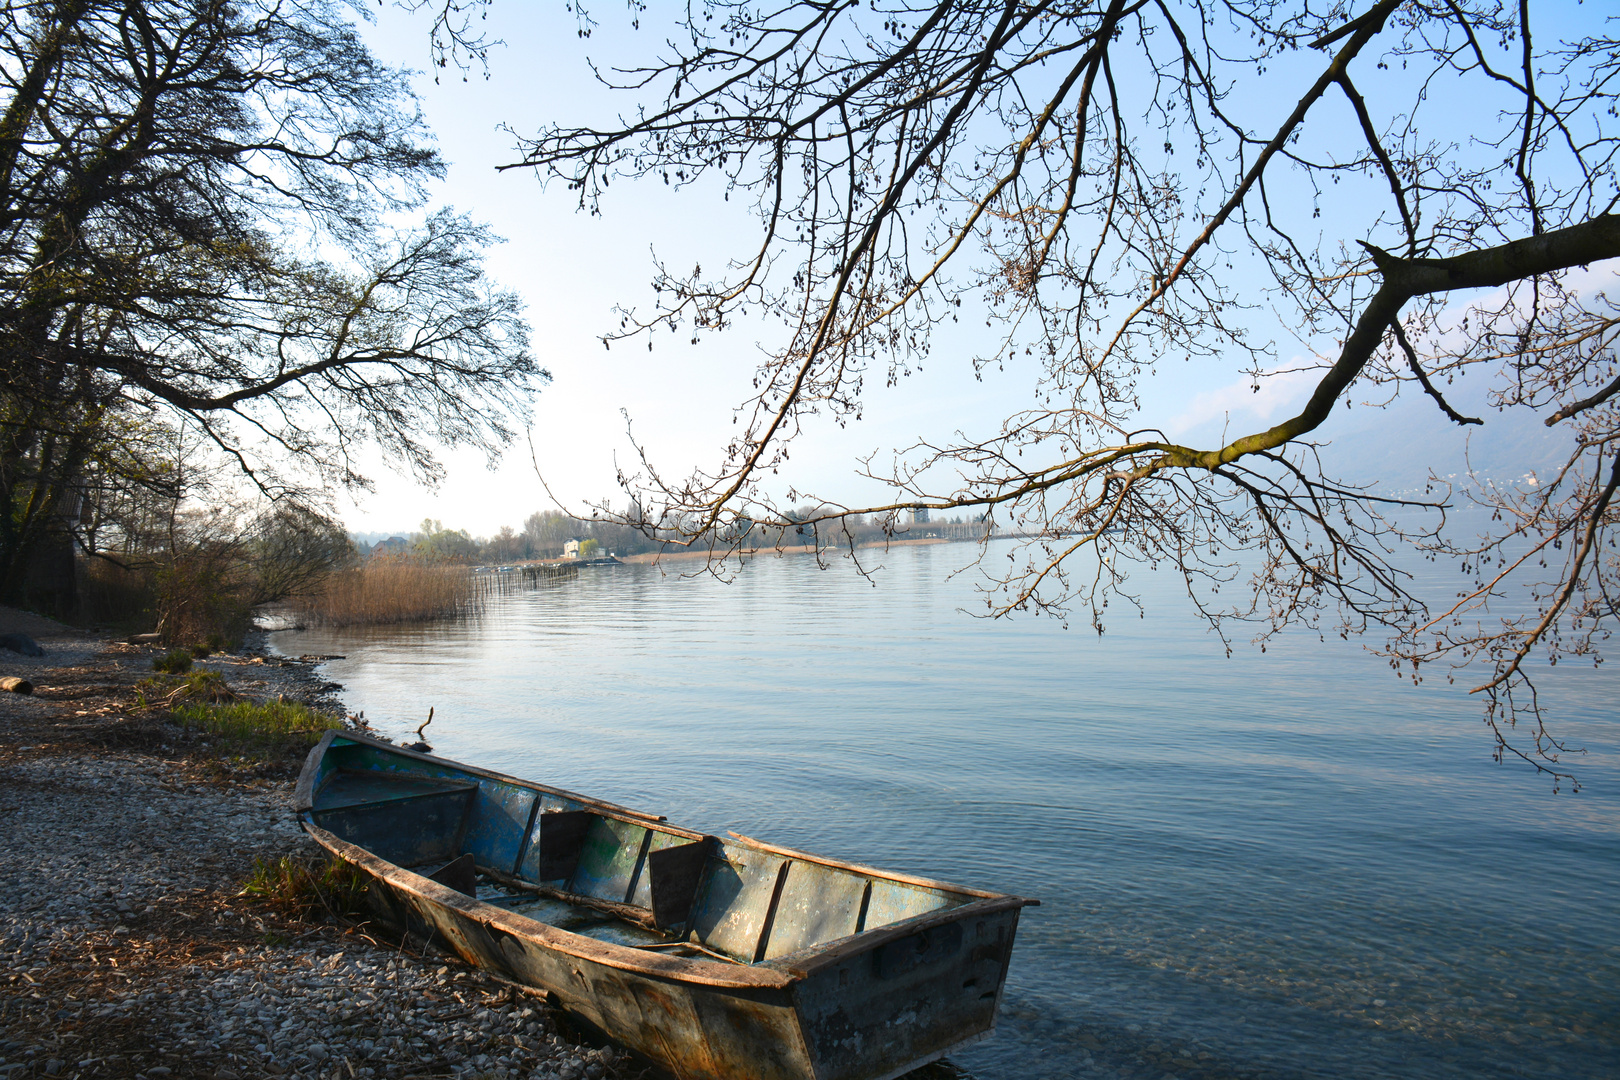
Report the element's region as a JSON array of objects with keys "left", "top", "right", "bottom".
[{"left": 779, "top": 896, "right": 1029, "bottom": 1080}]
